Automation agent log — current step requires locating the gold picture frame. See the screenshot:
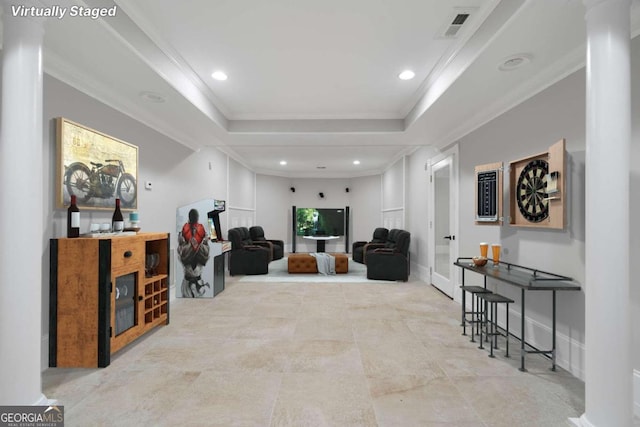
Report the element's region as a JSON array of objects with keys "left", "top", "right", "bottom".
[{"left": 56, "top": 117, "right": 138, "bottom": 210}]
